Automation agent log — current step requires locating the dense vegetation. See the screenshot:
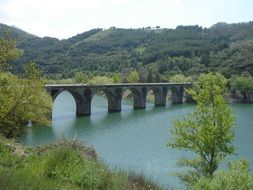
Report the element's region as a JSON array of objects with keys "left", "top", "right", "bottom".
[{"left": 0, "top": 22, "right": 253, "bottom": 82}]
